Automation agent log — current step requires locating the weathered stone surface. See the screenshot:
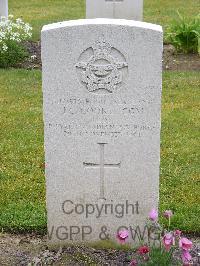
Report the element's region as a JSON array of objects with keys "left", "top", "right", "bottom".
[
  {"left": 42, "top": 19, "right": 163, "bottom": 245},
  {"left": 86, "top": 0, "right": 143, "bottom": 21},
  {"left": 0, "top": 0, "right": 8, "bottom": 18}
]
